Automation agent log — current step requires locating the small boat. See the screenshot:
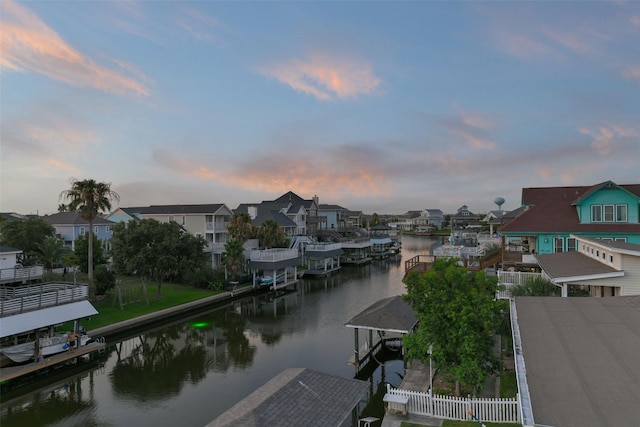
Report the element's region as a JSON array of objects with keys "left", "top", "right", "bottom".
[
  {"left": 0, "top": 330, "right": 92, "bottom": 364},
  {"left": 260, "top": 273, "right": 283, "bottom": 286}
]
